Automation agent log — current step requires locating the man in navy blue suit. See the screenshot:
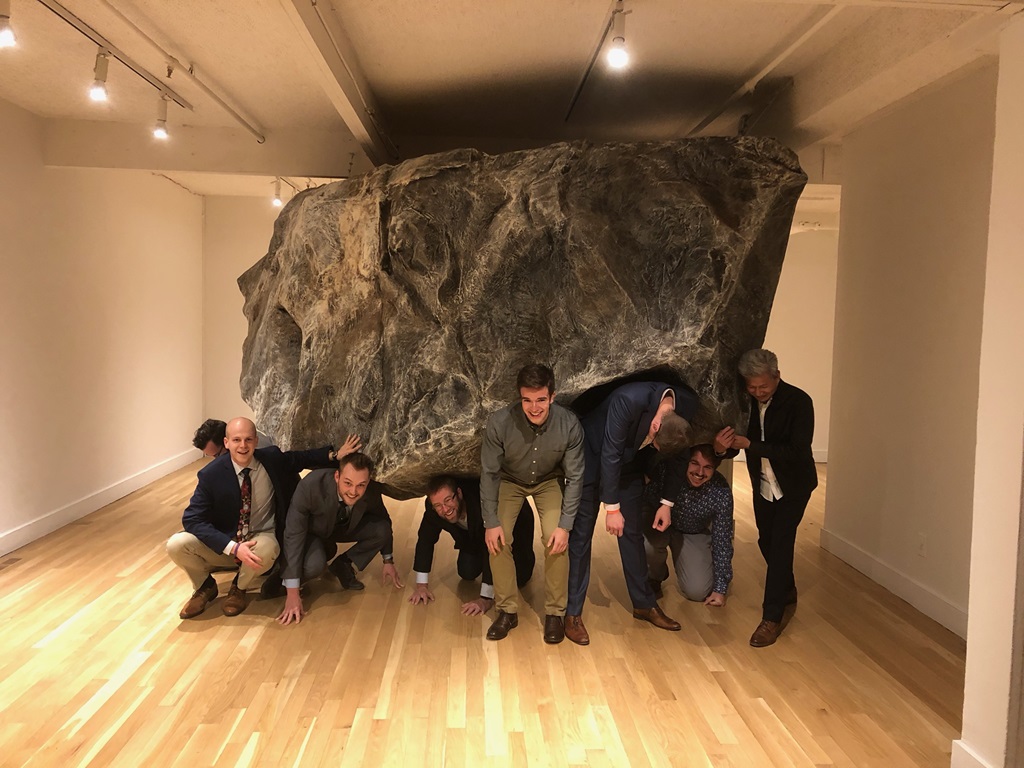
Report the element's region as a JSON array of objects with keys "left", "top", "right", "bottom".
[
  {"left": 564, "top": 381, "right": 698, "bottom": 645},
  {"left": 167, "top": 417, "right": 351, "bottom": 619}
]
